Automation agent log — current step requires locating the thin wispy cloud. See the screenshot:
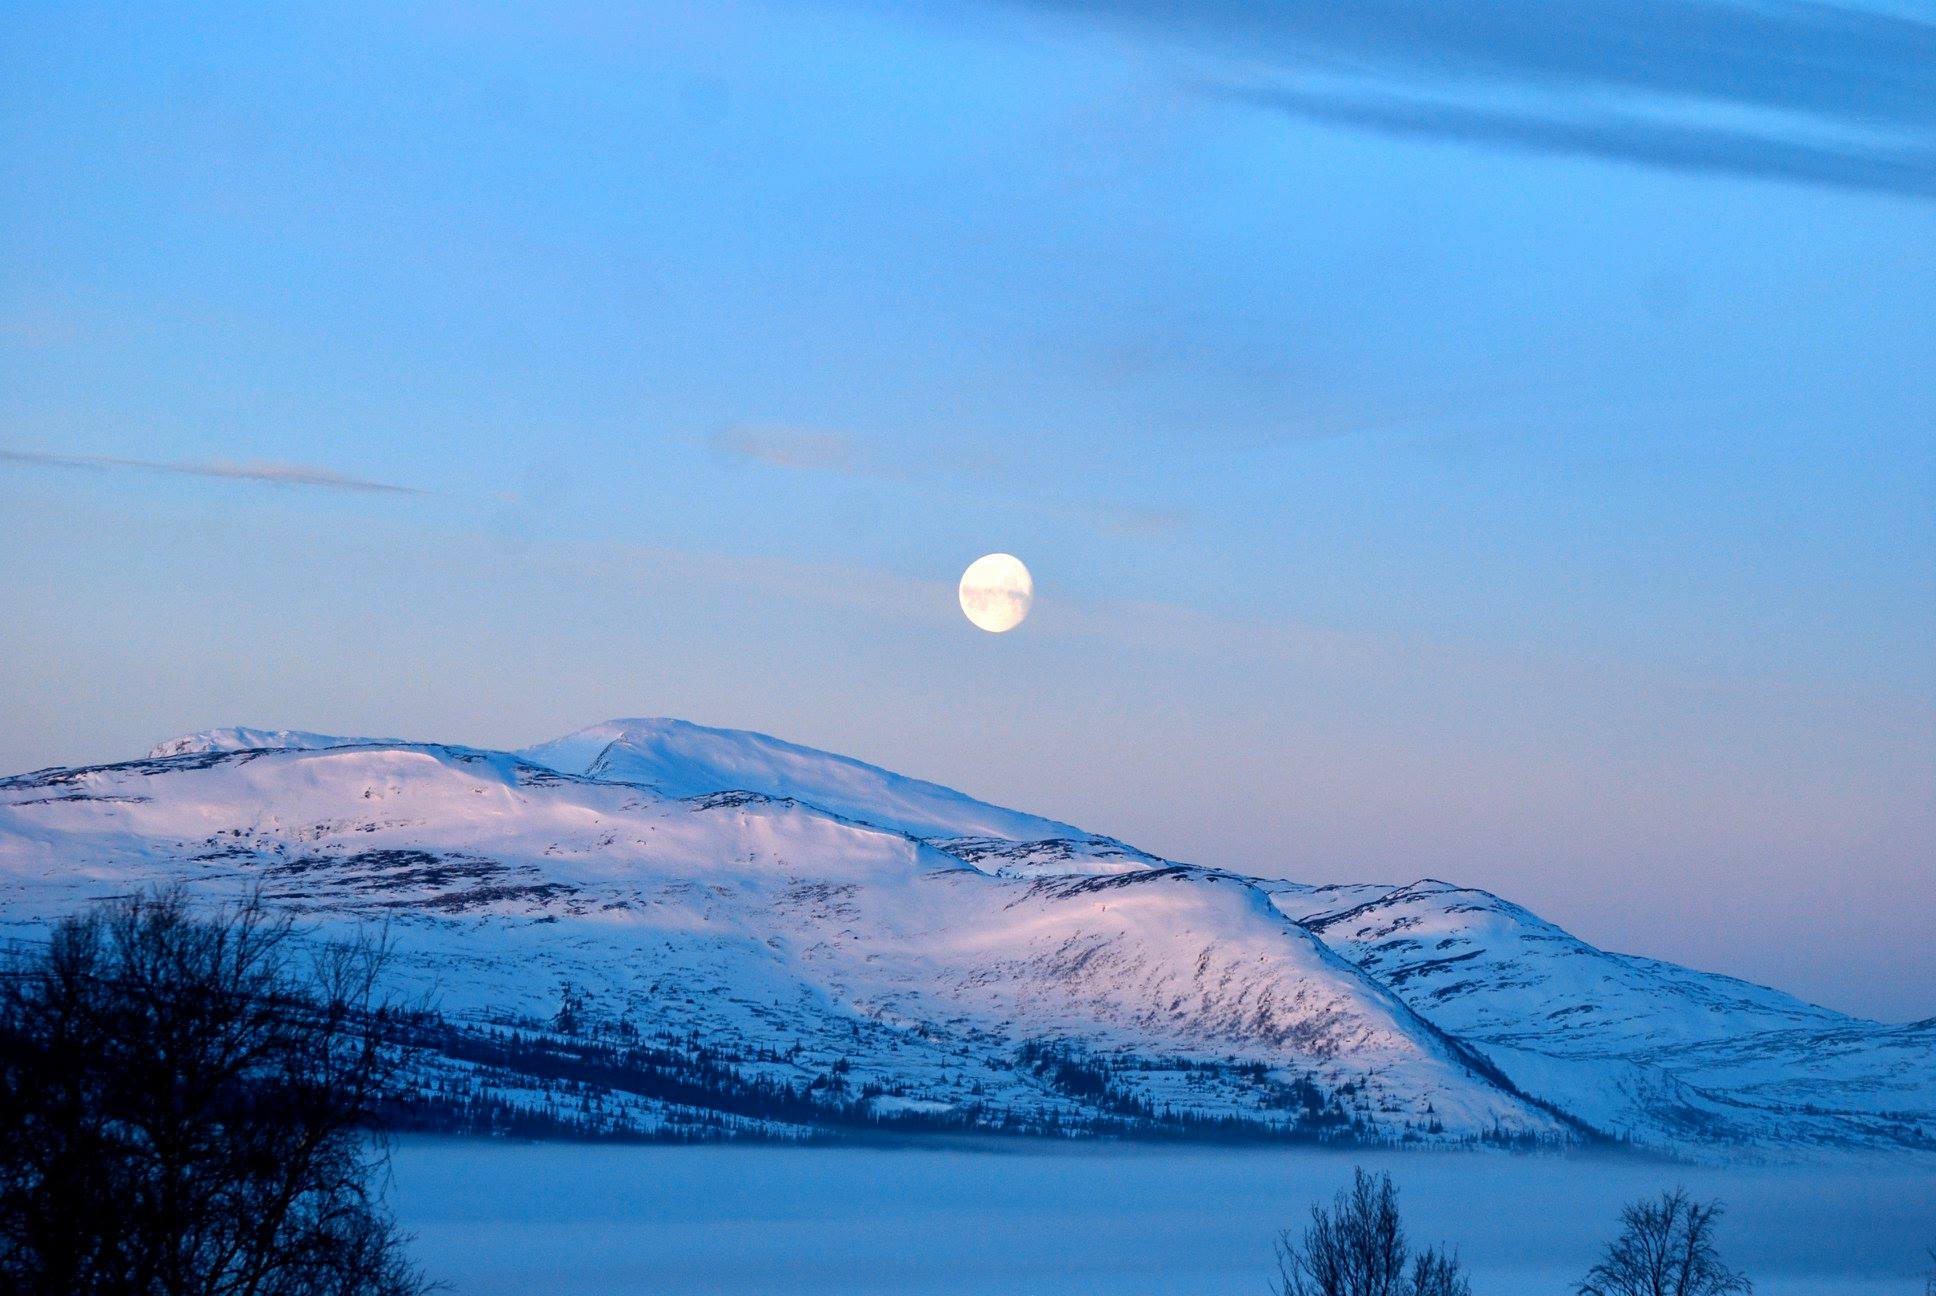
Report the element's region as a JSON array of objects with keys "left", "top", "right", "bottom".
[
  {"left": 0, "top": 448, "right": 423, "bottom": 495},
  {"left": 711, "top": 423, "right": 1187, "bottom": 542},
  {"left": 532, "top": 537, "right": 961, "bottom": 629},
  {"left": 711, "top": 423, "right": 1015, "bottom": 482},
  {"left": 1219, "top": 84, "right": 1936, "bottom": 201},
  {"left": 710, "top": 424, "right": 886, "bottom": 478},
  {"left": 1090, "top": 505, "right": 1187, "bottom": 538},
  {"left": 1012, "top": 0, "right": 1936, "bottom": 199}
]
